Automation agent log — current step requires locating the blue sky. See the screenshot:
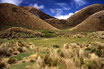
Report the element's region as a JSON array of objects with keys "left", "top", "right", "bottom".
[{"left": 0, "top": 0, "right": 104, "bottom": 19}]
